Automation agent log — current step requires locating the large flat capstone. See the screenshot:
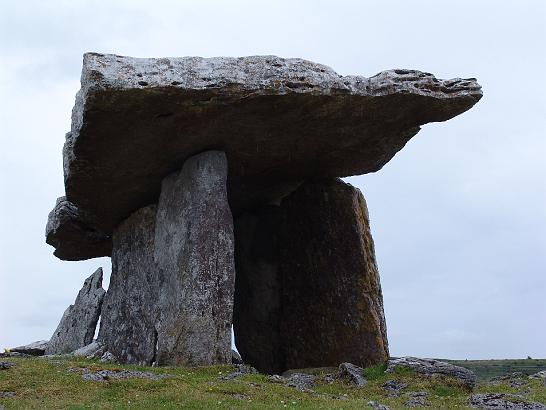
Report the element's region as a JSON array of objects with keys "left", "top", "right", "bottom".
[{"left": 46, "top": 53, "right": 481, "bottom": 260}]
